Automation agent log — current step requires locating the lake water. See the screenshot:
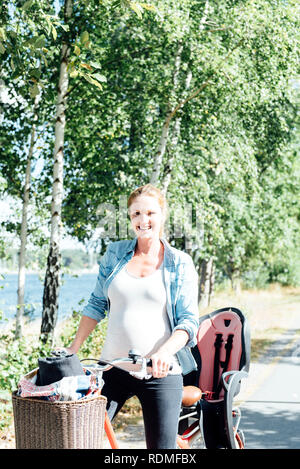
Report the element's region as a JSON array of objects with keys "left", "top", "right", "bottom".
[{"left": 0, "top": 273, "right": 98, "bottom": 326}]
